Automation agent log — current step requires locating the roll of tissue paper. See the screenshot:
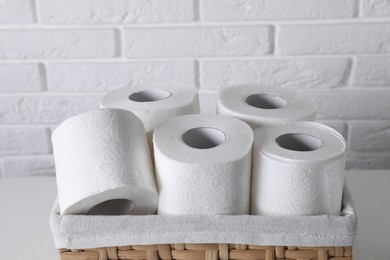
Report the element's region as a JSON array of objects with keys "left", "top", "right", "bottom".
[
  {"left": 52, "top": 109, "right": 158, "bottom": 215},
  {"left": 217, "top": 85, "right": 317, "bottom": 130},
  {"left": 100, "top": 85, "right": 199, "bottom": 144},
  {"left": 154, "top": 114, "right": 253, "bottom": 215},
  {"left": 251, "top": 122, "right": 346, "bottom": 216}
]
